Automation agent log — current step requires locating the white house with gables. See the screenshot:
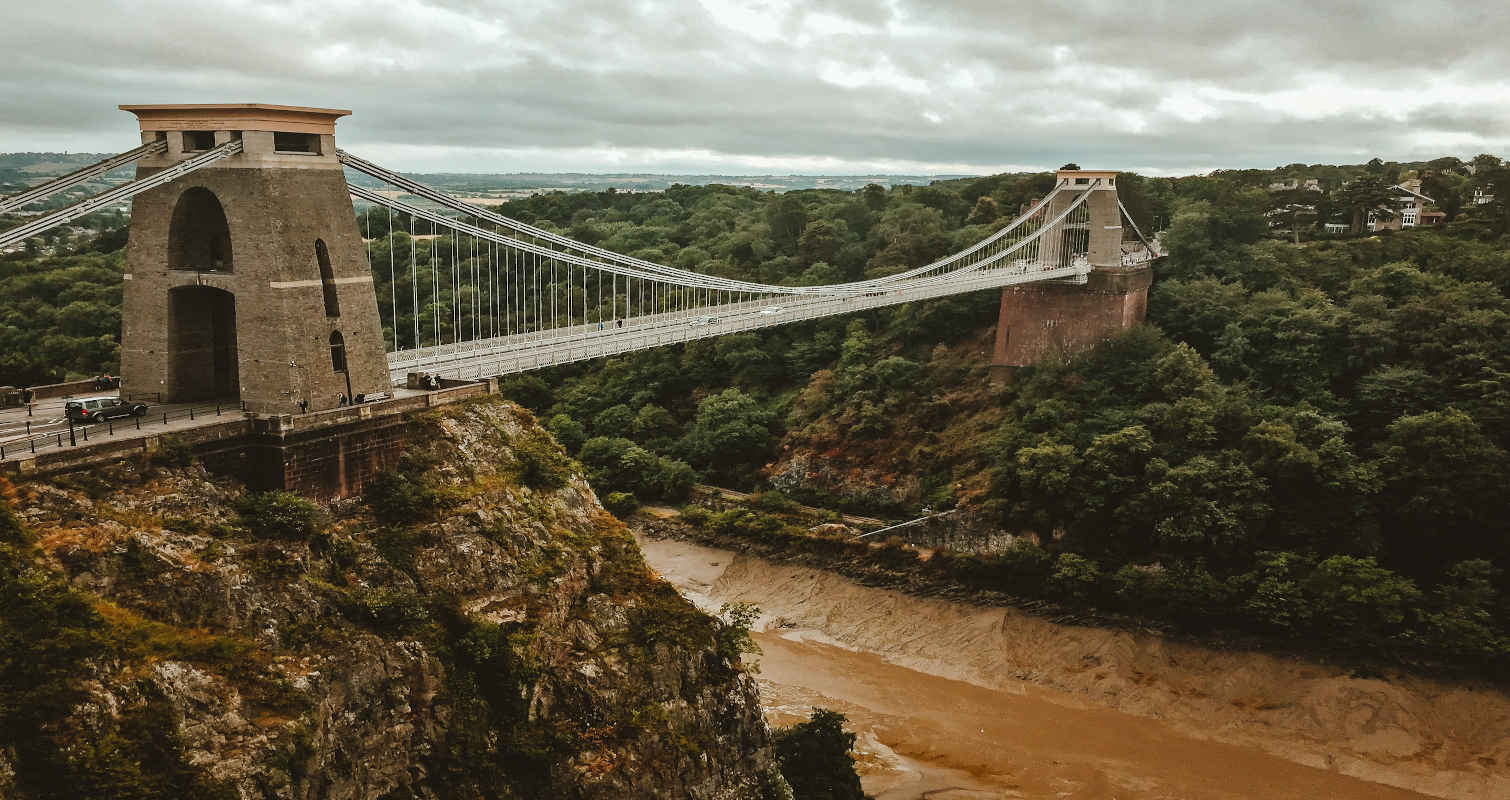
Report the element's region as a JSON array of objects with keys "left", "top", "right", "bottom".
[{"left": 1368, "top": 180, "right": 1437, "bottom": 231}]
